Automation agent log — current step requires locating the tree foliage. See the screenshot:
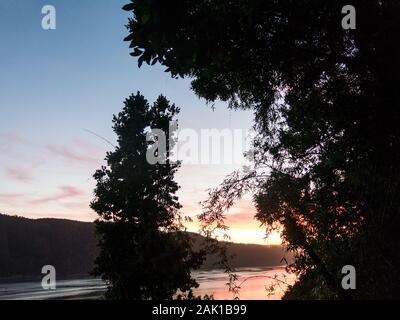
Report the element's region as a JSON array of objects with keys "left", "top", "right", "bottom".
[
  {"left": 91, "top": 92, "right": 203, "bottom": 299},
  {"left": 123, "top": 1, "right": 400, "bottom": 299}
]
